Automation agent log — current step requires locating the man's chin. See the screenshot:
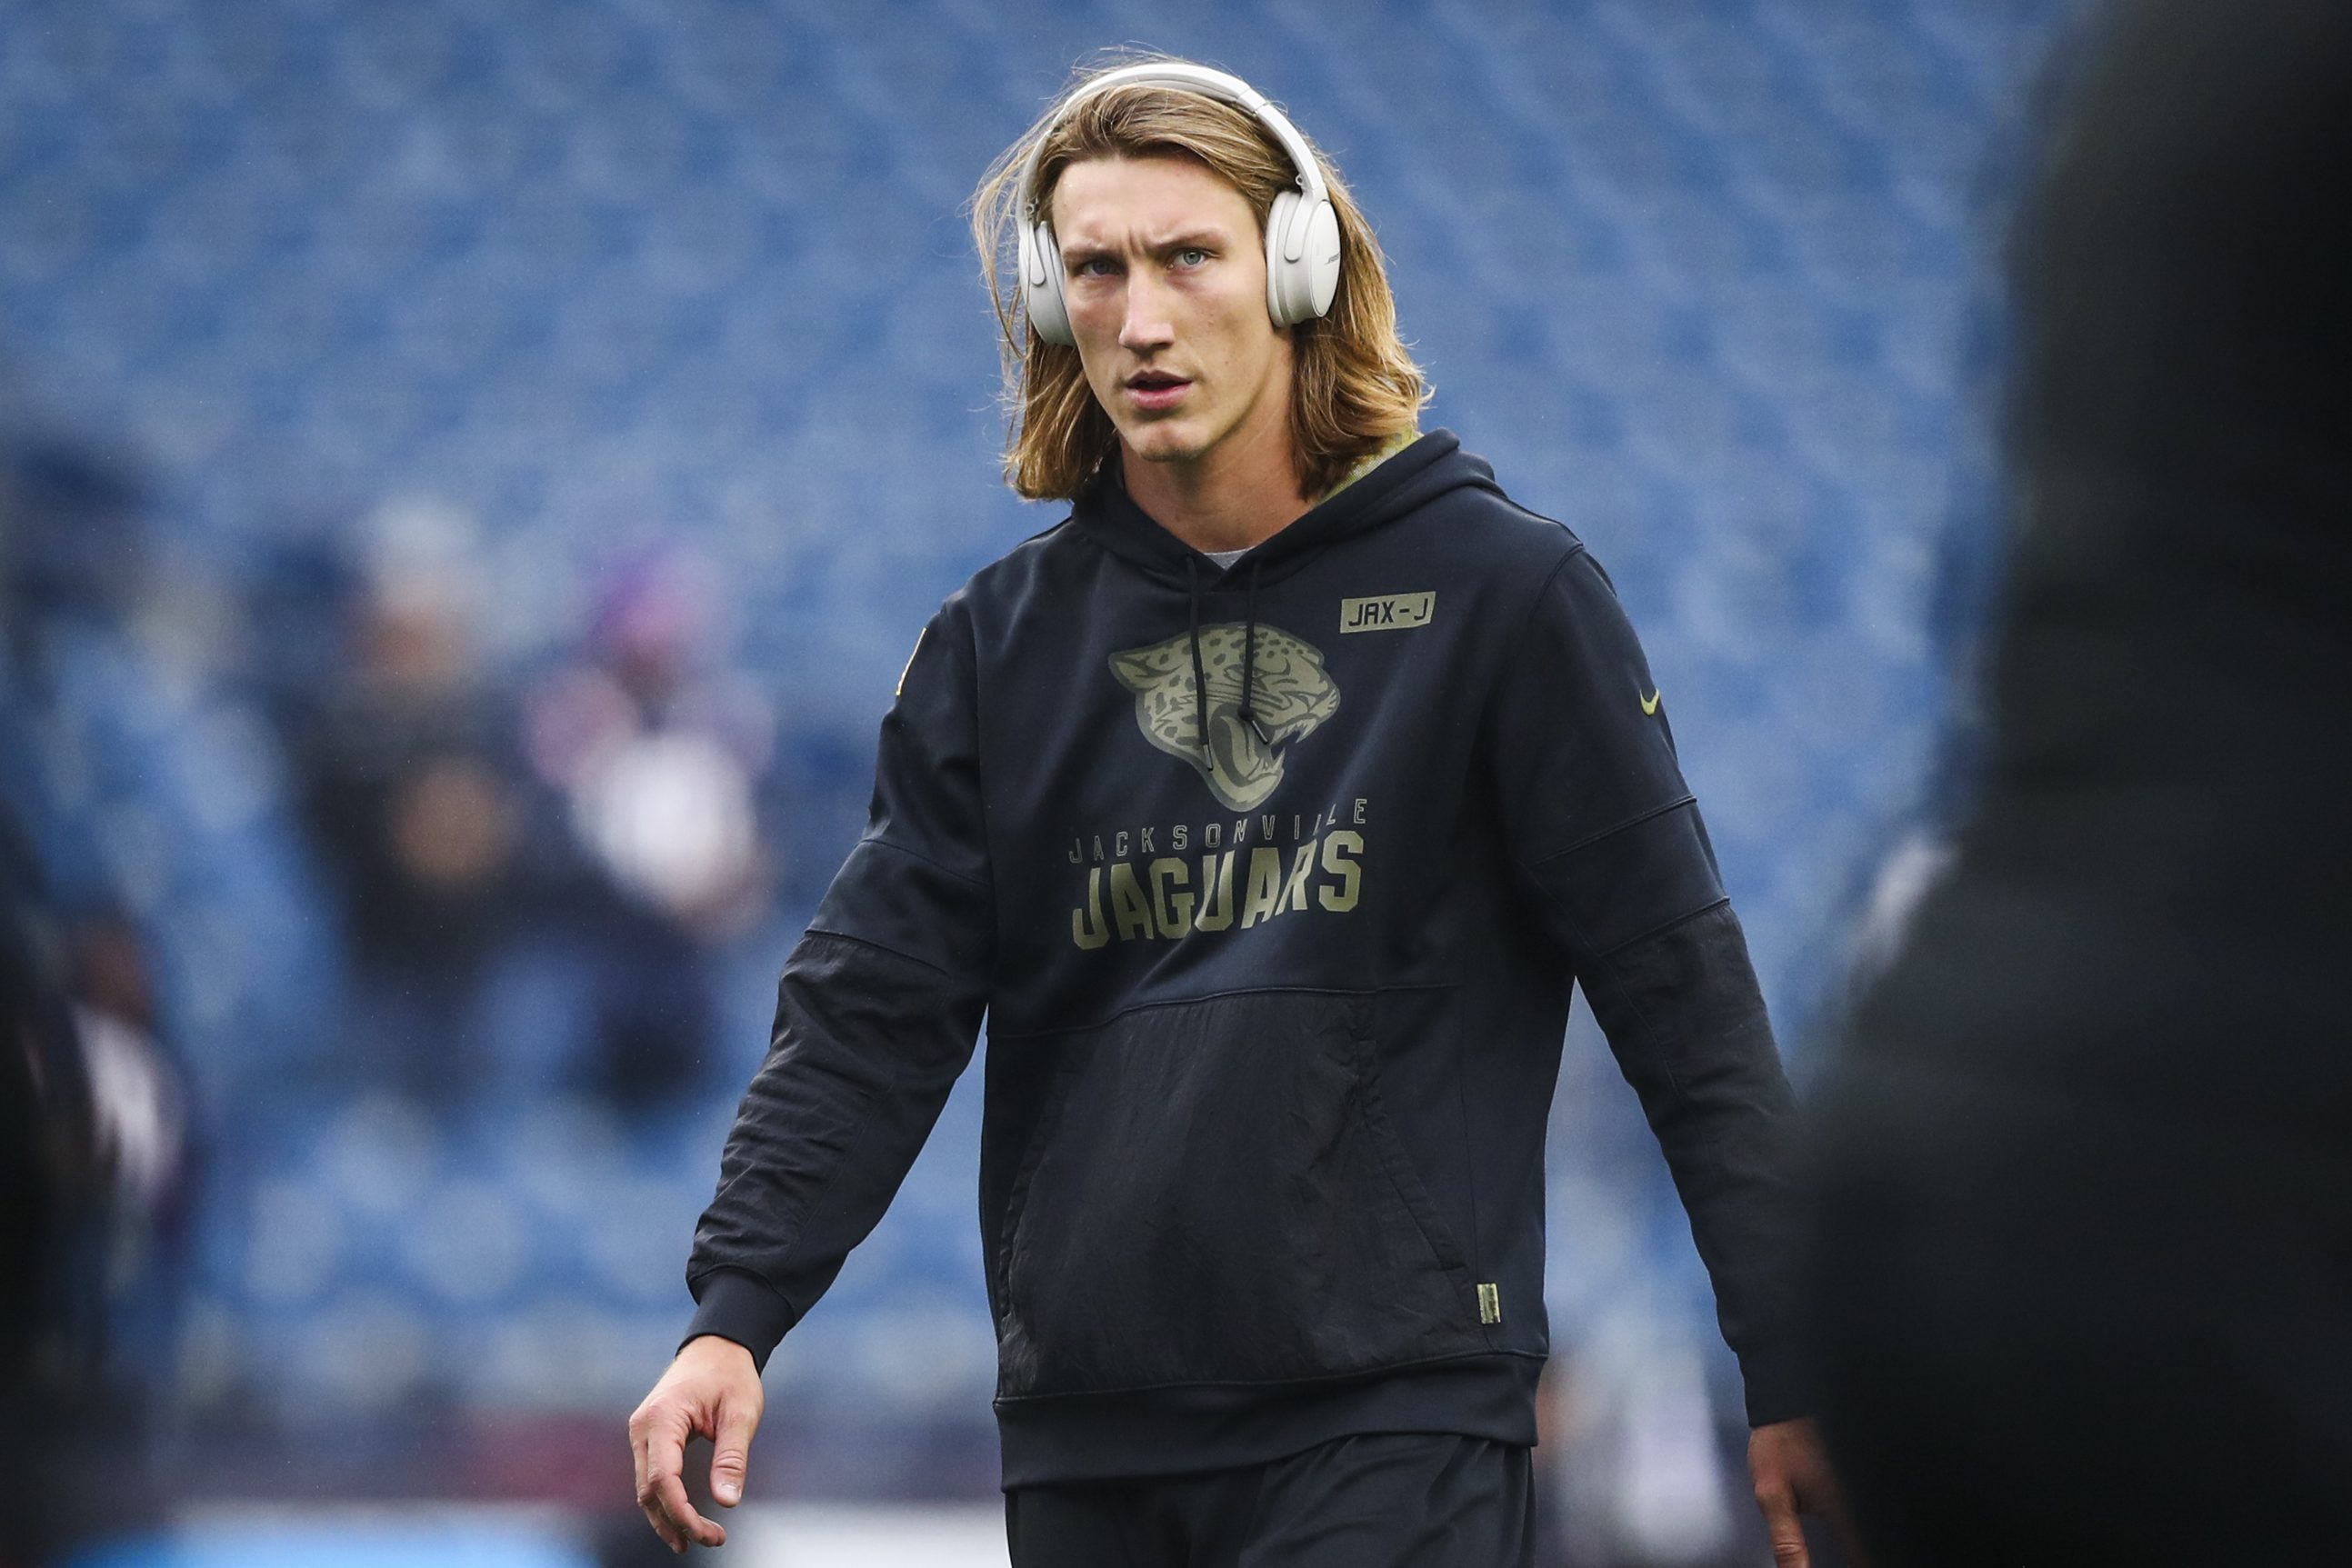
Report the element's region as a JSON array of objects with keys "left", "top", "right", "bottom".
[{"left": 1120, "top": 424, "right": 1208, "bottom": 467}]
